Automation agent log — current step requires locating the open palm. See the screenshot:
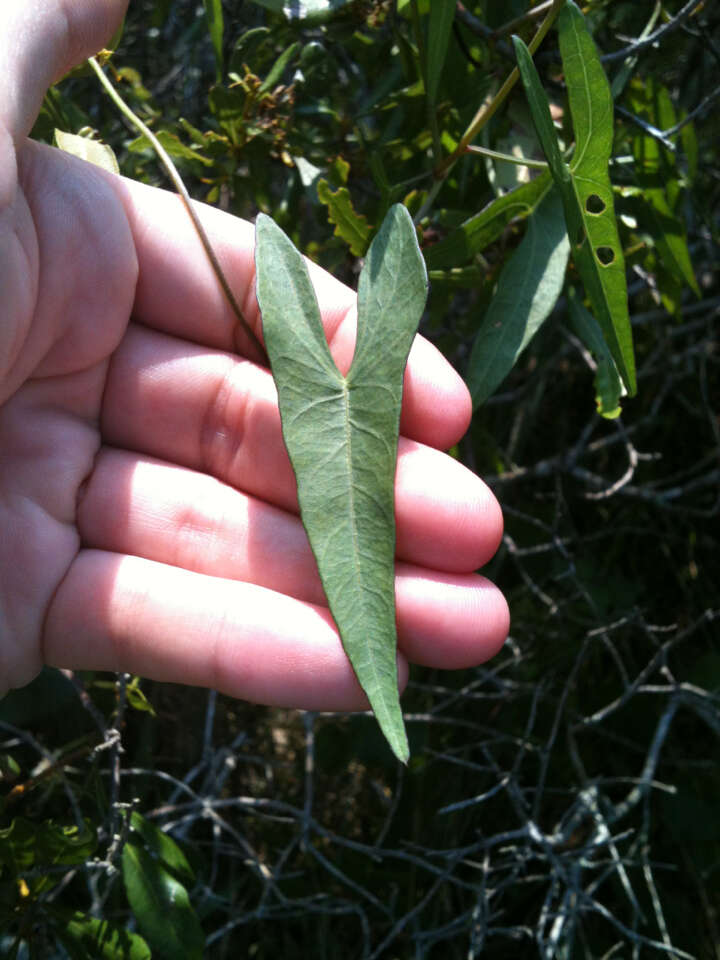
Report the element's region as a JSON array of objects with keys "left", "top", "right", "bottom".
[{"left": 0, "top": 0, "right": 508, "bottom": 705}]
